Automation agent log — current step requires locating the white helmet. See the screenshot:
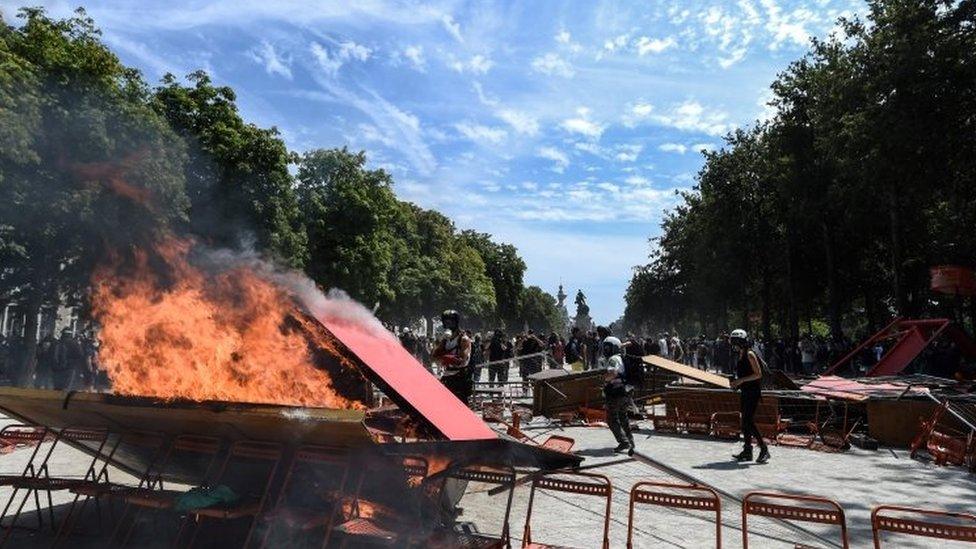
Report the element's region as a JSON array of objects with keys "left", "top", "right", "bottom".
[
  {"left": 602, "top": 336, "right": 622, "bottom": 357},
  {"left": 730, "top": 329, "right": 748, "bottom": 339}
]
